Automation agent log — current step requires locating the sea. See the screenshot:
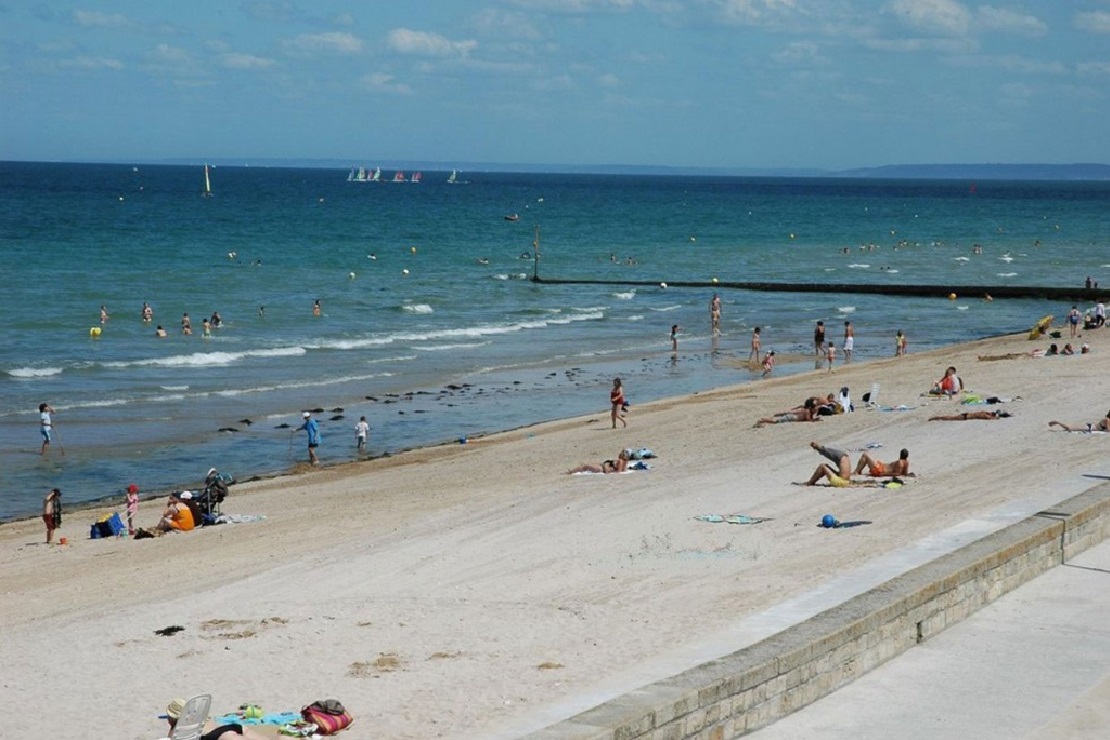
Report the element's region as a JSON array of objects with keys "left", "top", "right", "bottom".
[{"left": 2, "top": 161, "right": 1108, "bottom": 521}]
